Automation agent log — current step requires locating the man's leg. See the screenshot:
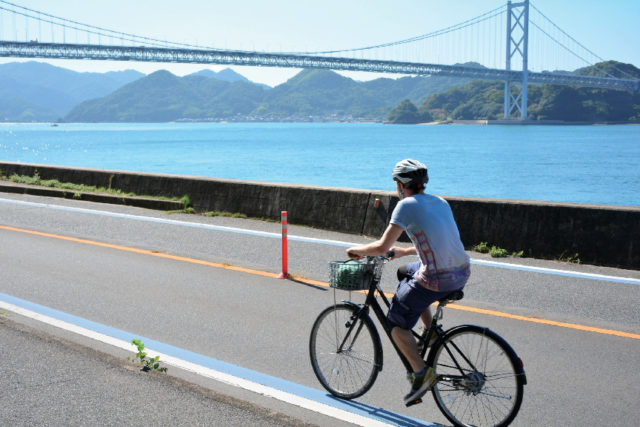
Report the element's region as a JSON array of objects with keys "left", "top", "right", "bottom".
[
  {"left": 391, "top": 326, "right": 425, "bottom": 373},
  {"left": 420, "top": 305, "right": 432, "bottom": 329},
  {"left": 392, "top": 325, "right": 439, "bottom": 405}
]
